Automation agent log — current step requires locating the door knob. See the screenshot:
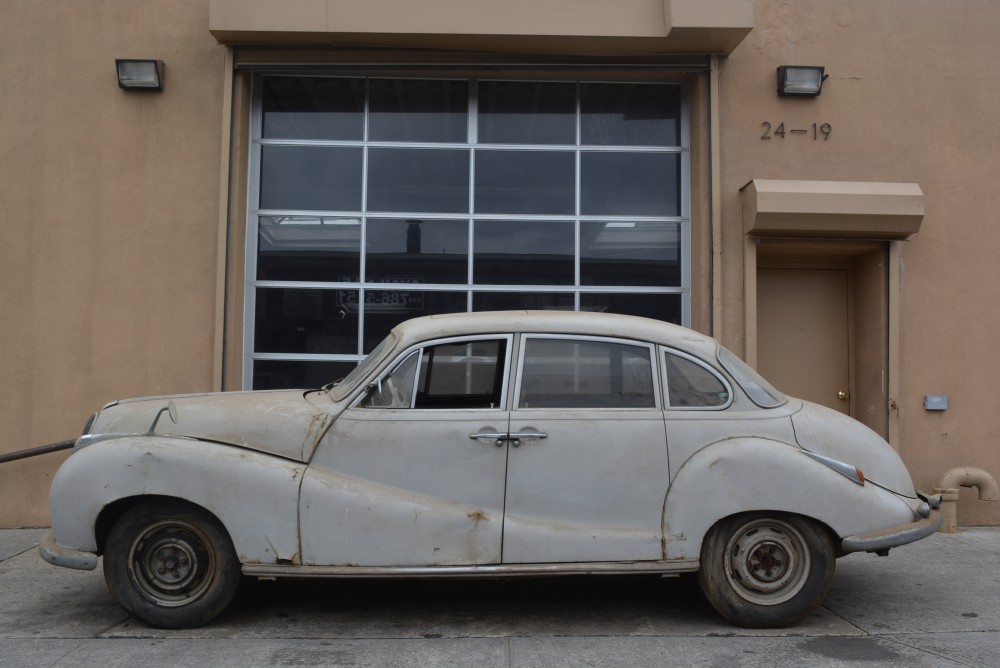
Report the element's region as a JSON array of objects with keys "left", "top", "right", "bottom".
[{"left": 837, "top": 391, "right": 849, "bottom": 401}]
